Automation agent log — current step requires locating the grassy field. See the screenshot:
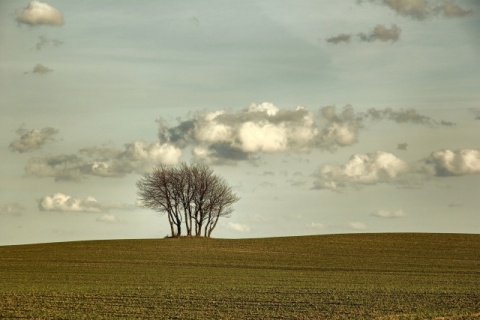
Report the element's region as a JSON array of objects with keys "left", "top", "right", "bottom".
[{"left": 0, "top": 233, "right": 479, "bottom": 319}]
